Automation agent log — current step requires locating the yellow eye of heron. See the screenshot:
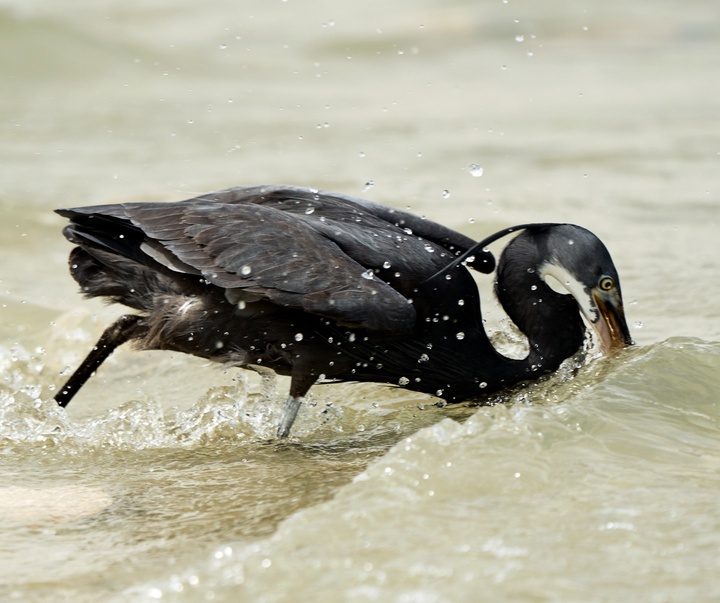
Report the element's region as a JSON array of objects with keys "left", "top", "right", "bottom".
[{"left": 598, "top": 276, "right": 615, "bottom": 291}]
